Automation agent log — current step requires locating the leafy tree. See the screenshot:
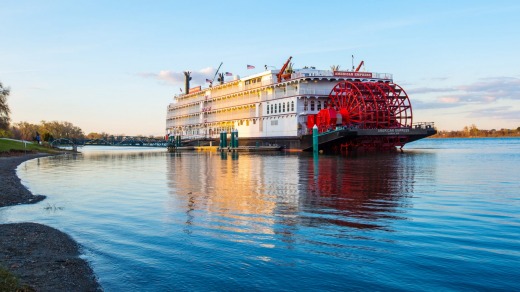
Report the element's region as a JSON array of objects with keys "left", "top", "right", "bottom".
[
  {"left": 462, "top": 126, "right": 470, "bottom": 137},
  {"left": 42, "top": 132, "right": 54, "bottom": 142},
  {"left": 86, "top": 132, "right": 103, "bottom": 139},
  {"left": 0, "top": 82, "right": 11, "bottom": 131},
  {"left": 12, "top": 121, "right": 40, "bottom": 141},
  {"left": 40, "top": 120, "right": 84, "bottom": 140},
  {"left": 469, "top": 124, "right": 479, "bottom": 137}
]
